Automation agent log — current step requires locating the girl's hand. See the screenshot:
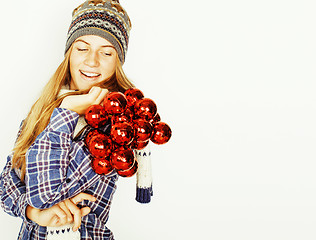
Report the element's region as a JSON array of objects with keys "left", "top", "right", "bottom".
[
  {"left": 26, "top": 193, "right": 96, "bottom": 231},
  {"left": 58, "top": 193, "right": 96, "bottom": 231},
  {"left": 60, "top": 86, "right": 108, "bottom": 115}
]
